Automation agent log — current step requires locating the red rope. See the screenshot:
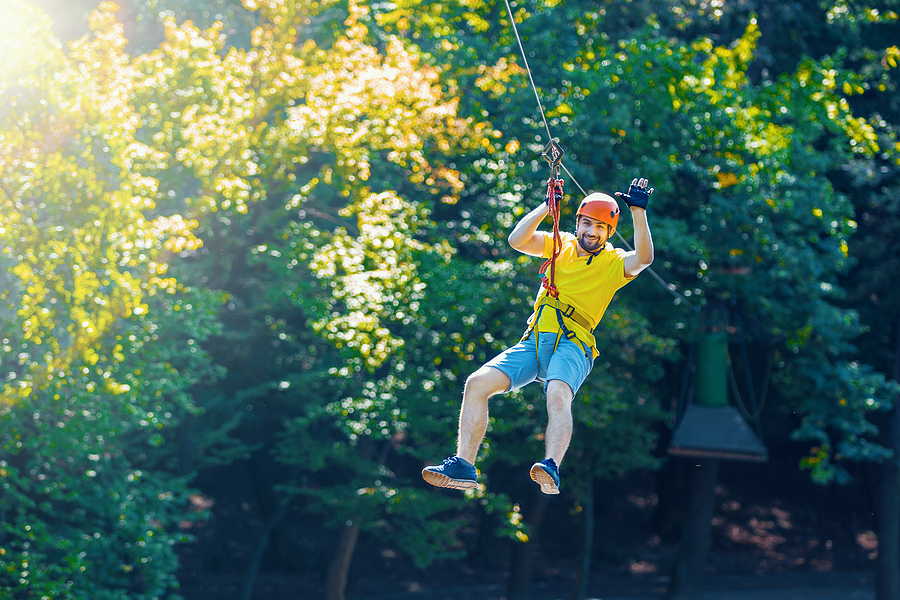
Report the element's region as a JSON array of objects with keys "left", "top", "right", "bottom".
[{"left": 538, "top": 177, "right": 564, "bottom": 299}]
